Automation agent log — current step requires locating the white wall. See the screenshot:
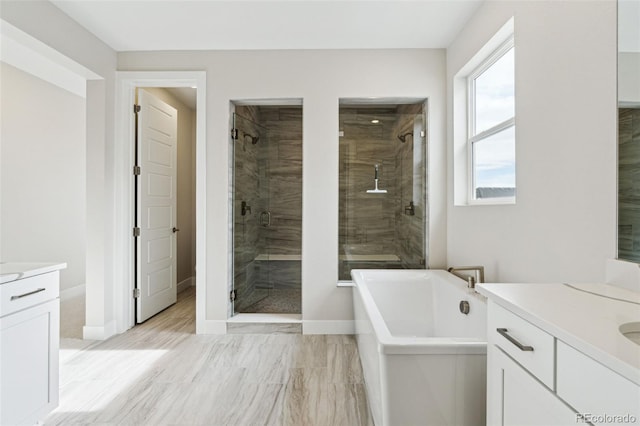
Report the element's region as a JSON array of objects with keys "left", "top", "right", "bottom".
[
  {"left": 118, "top": 49, "right": 447, "bottom": 331},
  {"left": 140, "top": 87, "right": 196, "bottom": 285},
  {"left": 447, "top": 0, "right": 617, "bottom": 283},
  {"left": 1, "top": 1, "right": 118, "bottom": 339},
  {"left": 0, "top": 62, "right": 86, "bottom": 291},
  {"left": 619, "top": 52, "right": 640, "bottom": 104}
]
